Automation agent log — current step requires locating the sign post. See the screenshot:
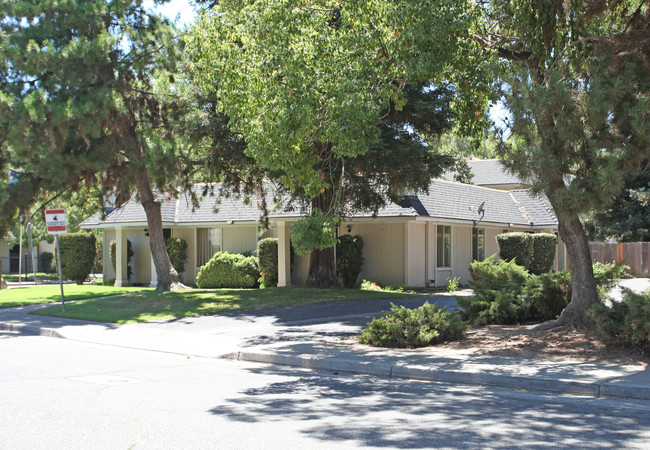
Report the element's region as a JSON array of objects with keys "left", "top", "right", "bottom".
[{"left": 45, "top": 209, "right": 67, "bottom": 312}]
